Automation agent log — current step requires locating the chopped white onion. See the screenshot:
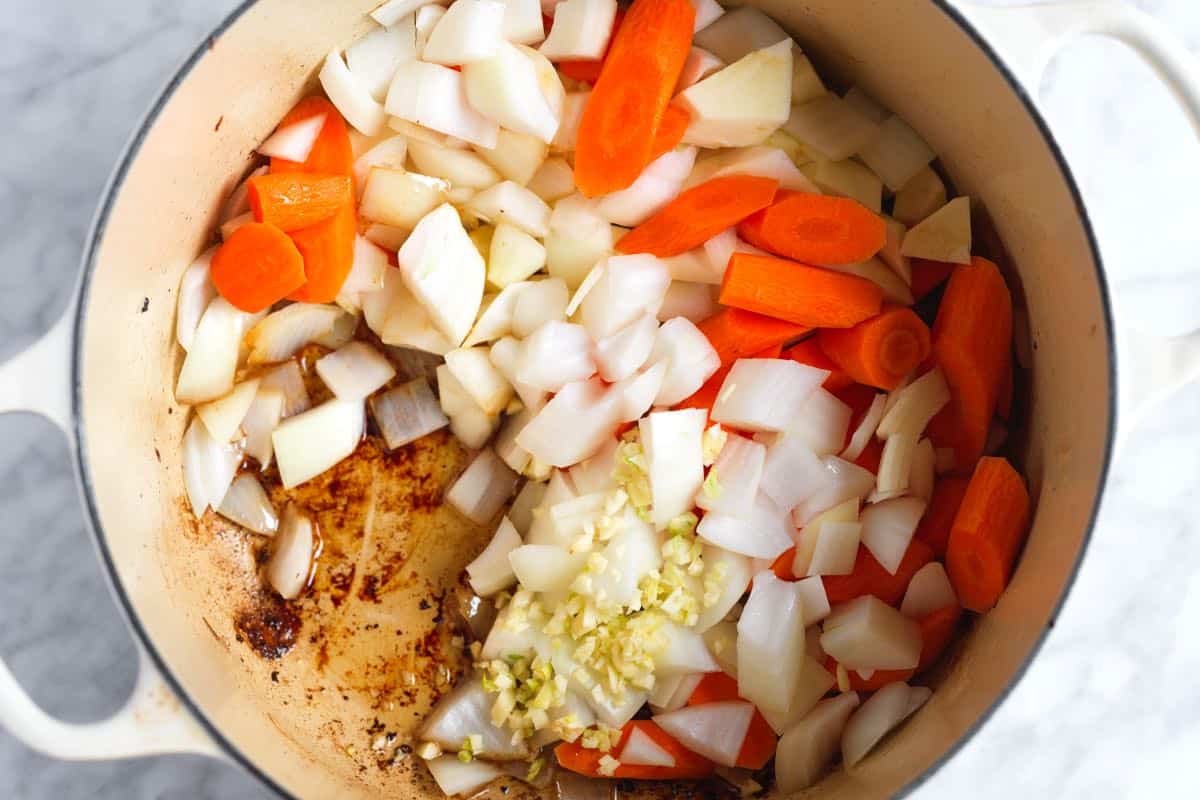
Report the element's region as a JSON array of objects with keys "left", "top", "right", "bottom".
[
  {"left": 271, "top": 400, "right": 365, "bottom": 489},
  {"left": 464, "top": 283, "right": 528, "bottom": 346},
  {"left": 793, "top": 498, "right": 860, "bottom": 577},
  {"left": 901, "top": 196, "right": 972, "bottom": 265},
  {"left": 217, "top": 473, "right": 279, "bottom": 535},
  {"left": 784, "top": 94, "right": 879, "bottom": 162},
  {"left": 314, "top": 342, "right": 396, "bottom": 401},
  {"left": 502, "top": 0, "right": 545, "bottom": 43},
  {"left": 694, "top": 545, "right": 752, "bottom": 632},
  {"left": 545, "top": 193, "right": 614, "bottom": 287},
  {"left": 704, "top": 621, "right": 739, "bottom": 679},
  {"left": 655, "top": 623, "right": 721, "bottom": 675},
  {"left": 876, "top": 431, "right": 917, "bottom": 495},
  {"left": 489, "top": 337, "right": 545, "bottom": 410},
  {"left": 364, "top": 223, "right": 409, "bottom": 252},
  {"left": 488, "top": 222, "right": 547, "bottom": 288},
  {"left": 244, "top": 303, "right": 346, "bottom": 366},
  {"left": 697, "top": 495, "right": 794, "bottom": 559},
  {"left": 806, "top": 521, "right": 862, "bottom": 577},
  {"left": 648, "top": 317, "right": 720, "bottom": 406},
  {"left": 377, "top": 275, "right": 456, "bottom": 357},
  {"left": 372, "top": 0, "right": 445, "bottom": 27},
  {"left": 414, "top": 3, "right": 449, "bottom": 55},
  {"left": 565, "top": 263, "right": 604, "bottom": 318},
  {"left": 860, "top": 496, "right": 925, "bottom": 575},
  {"left": 679, "top": 41, "right": 793, "bottom": 149},
  {"left": 841, "top": 682, "right": 931, "bottom": 769},
  {"left": 820, "top": 596, "right": 922, "bottom": 672},
  {"left": 759, "top": 433, "right": 826, "bottom": 511},
  {"left": 581, "top": 255, "right": 672, "bottom": 340},
  {"left": 386, "top": 60, "right": 499, "bottom": 148},
  {"left": 551, "top": 90, "right": 589, "bottom": 152},
  {"left": 369, "top": 377, "right": 449, "bottom": 450},
  {"left": 526, "top": 156, "right": 575, "bottom": 202},
  {"left": 493, "top": 405, "right": 535, "bottom": 473},
  {"left": 738, "top": 572, "right": 810, "bottom": 713},
  {"left": 422, "top": 0, "right": 505, "bottom": 64},
  {"left": 353, "top": 137, "right": 409, "bottom": 198},
  {"left": 893, "top": 167, "right": 947, "bottom": 227},
  {"left": 176, "top": 297, "right": 248, "bottom": 405},
  {"left": 538, "top": 0, "right": 617, "bottom": 60},
  {"left": 423, "top": 680, "right": 530, "bottom": 757},
  {"left": 318, "top": 49, "right": 386, "bottom": 136},
  {"left": 691, "top": 6, "right": 787, "bottom": 64},
  {"left": 877, "top": 367, "right": 950, "bottom": 439},
  {"left": 396, "top": 203, "right": 486, "bottom": 346},
  {"left": 512, "top": 278, "right": 569, "bottom": 337},
  {"left": 908, "top": 437, "right": 936, "bottom": 502},
  {"left": 774, "top": 692, "right": 861, "bottom": 792},
  {"left": 639, "top": 409, "right": 706, "bottom": 529},
  {"left": 711, "top": 358, "right": 828, "bottom": 433},
  {"left": 466, "top": 517, "right": 522, "bottom": 597},
  {"left": 700, "top": 228, "right": 766, "bottom": 284},
  {"left": 593, "top": 313, "right": 656, "bottom": 382},
  {"left": 517, "top": 321, "right": 595, "bottom": 392},
  {"left": 787, "top": 388, "right": 852, "bottom": 456},
  {"left": 346, "top": 16, "right": 418, "bottom": 102},
  {"left": 264, "top": 505, "right": 314, "bottom": 602},
  {"left": 446, "top": 346, "right": 515, "bottom": 415},
  {"left": 791, "top": 457, "right": 876, "bottom": 525},
  {"left": 842, "top": 87, "right": 889, "bottom": 124},
  {"left": 241, "top": 388, "right": 284, "bottom": 468},
  {"left": 510, "top": 545, "right": 587, "bottom": 593},
  {"left": 619, "top": 726, "right": 676, "bottom": 768},
  {"left": 657, "top": 282, "right": 717, "bottom": 325},
  {"left": 675, "top": 47, "right": 725, "bottom": 92},
  {"left": 407, "top": 140, "right": 502, "bottom": 190},
  {"left": 360, "top": 167, "right": 448, "bottom": 229},
  {"left": 426, "top": 756, "right": 503, "bottom": 797},
  {"left": 654, "top": 702, "right": 754, "bottom": 768},
  {"left": 612, "top": 362, "right": 667, "bottom": 422},
  {"left": 448, "top": 448, "right": 519, "bottom": 525},
  {"left": 901, "top": 561, "right": 957, "bottom": 620},
  {"left": 661, "top": 248, "right": 722, "bottom": 285},
  {"left": 259, "top": 361, "right": 311, "bottom": 419},
  {"left": 796, "top": 575, "right": 832, "bottom": 626},
  {"left": 196, "top": 379, "right": 260, "bottom": 443},
  {"left": 474, "top": 129, "right": 549, "bottom": 188},
  {"left": 686, "top": 145, "right": 819, "bottom": 194},
  {"left": 437, "top": 364, "right": 501, "bottom": 448},
  {"left": 841, "top": 392, "right": 886, "bottom": 461},
  {"left": 757, "top": 652, "right": 837, "bottom": 735},
  {"left": 516, "top": 378, "right": 619, "bottom": 467},
  {"left": 567, "top": 437, "right": 617, "bottom": 495},
  {"left": 508, "top": 479, "right": 547, "bottom": 534},
  {"left": 857, "top": 115, "right": 937, "bottom": 192},
  {"left": 176, "top": 250, "right": 218, "bottom": 353},
  {"left": 596, "top": 146, "right": 698, "bottom": 227},
  {"left": 877, "top": 217, "right": 913, "bottom": 287},
  {"left": 812, "top": 158, "right": 884, "bottom": 215},
  {"left": 182, "top": 415, "right": 241, "bottom": 516},
  {"left": 696, "top": 434, "right": 765, "bottom": 517}
]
